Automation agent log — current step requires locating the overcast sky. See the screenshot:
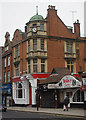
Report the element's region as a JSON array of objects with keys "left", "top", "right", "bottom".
[{"left": 0, "top": 0, "right": 85, "bottom": 46}]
